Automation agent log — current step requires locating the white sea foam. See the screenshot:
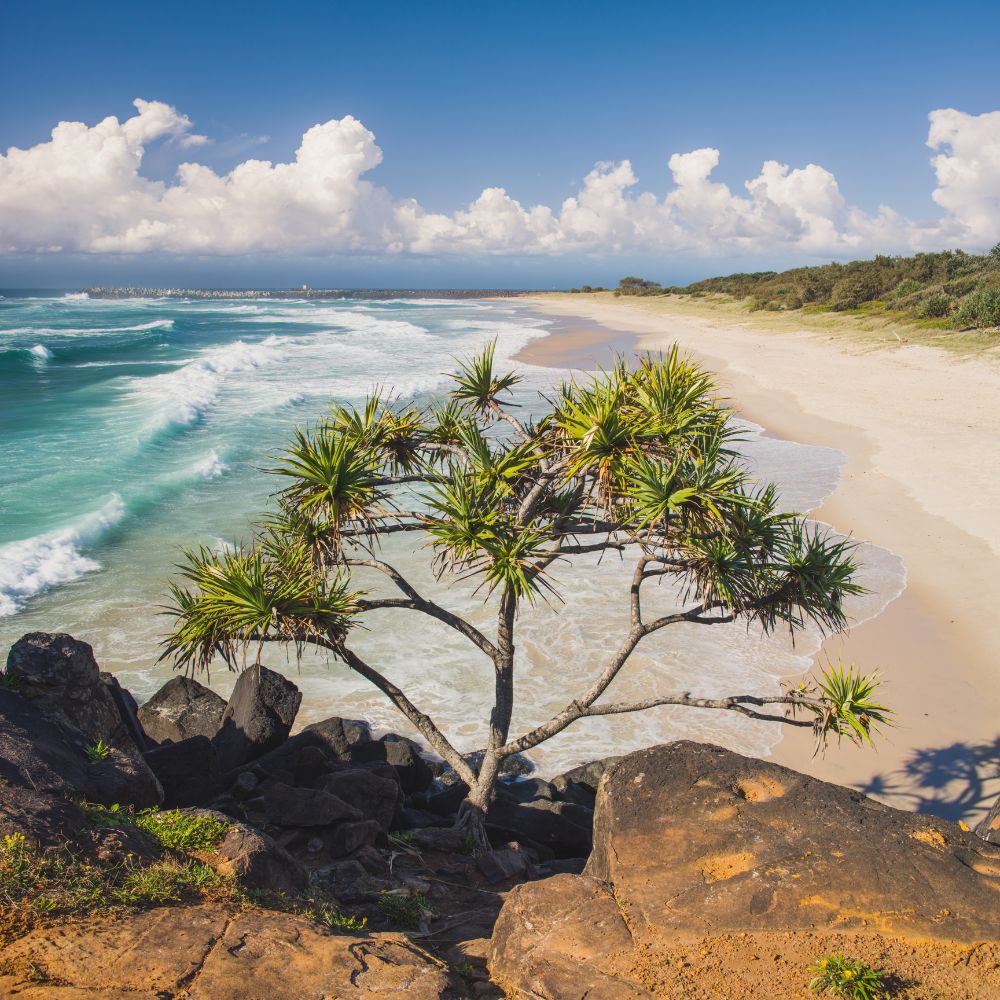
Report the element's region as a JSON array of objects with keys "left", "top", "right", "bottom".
[
  {"left": 131, "top": 336, "right": 287, "bottom": 433},
  {"left": 192, "top": 450, "right": 228, "bottom": 479},
  {"left": 29, "top": 344, "right": 53, "bottom": 360},
  {"left": 0, "top": 494, "right": 126, "bottom": 617}
]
